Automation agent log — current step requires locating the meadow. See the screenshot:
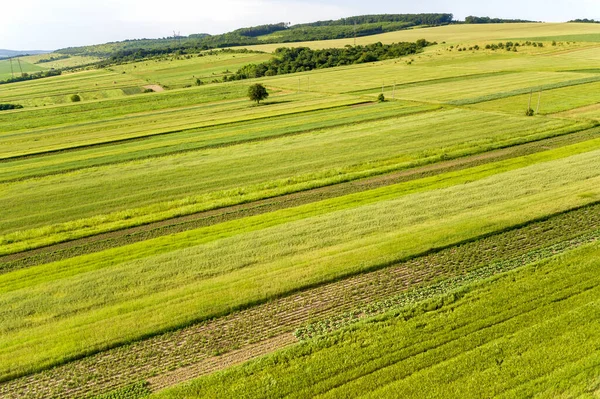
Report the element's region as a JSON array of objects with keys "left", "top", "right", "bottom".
[{"left": 2, "top": 21, "right": 600, "bottom": 399}]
